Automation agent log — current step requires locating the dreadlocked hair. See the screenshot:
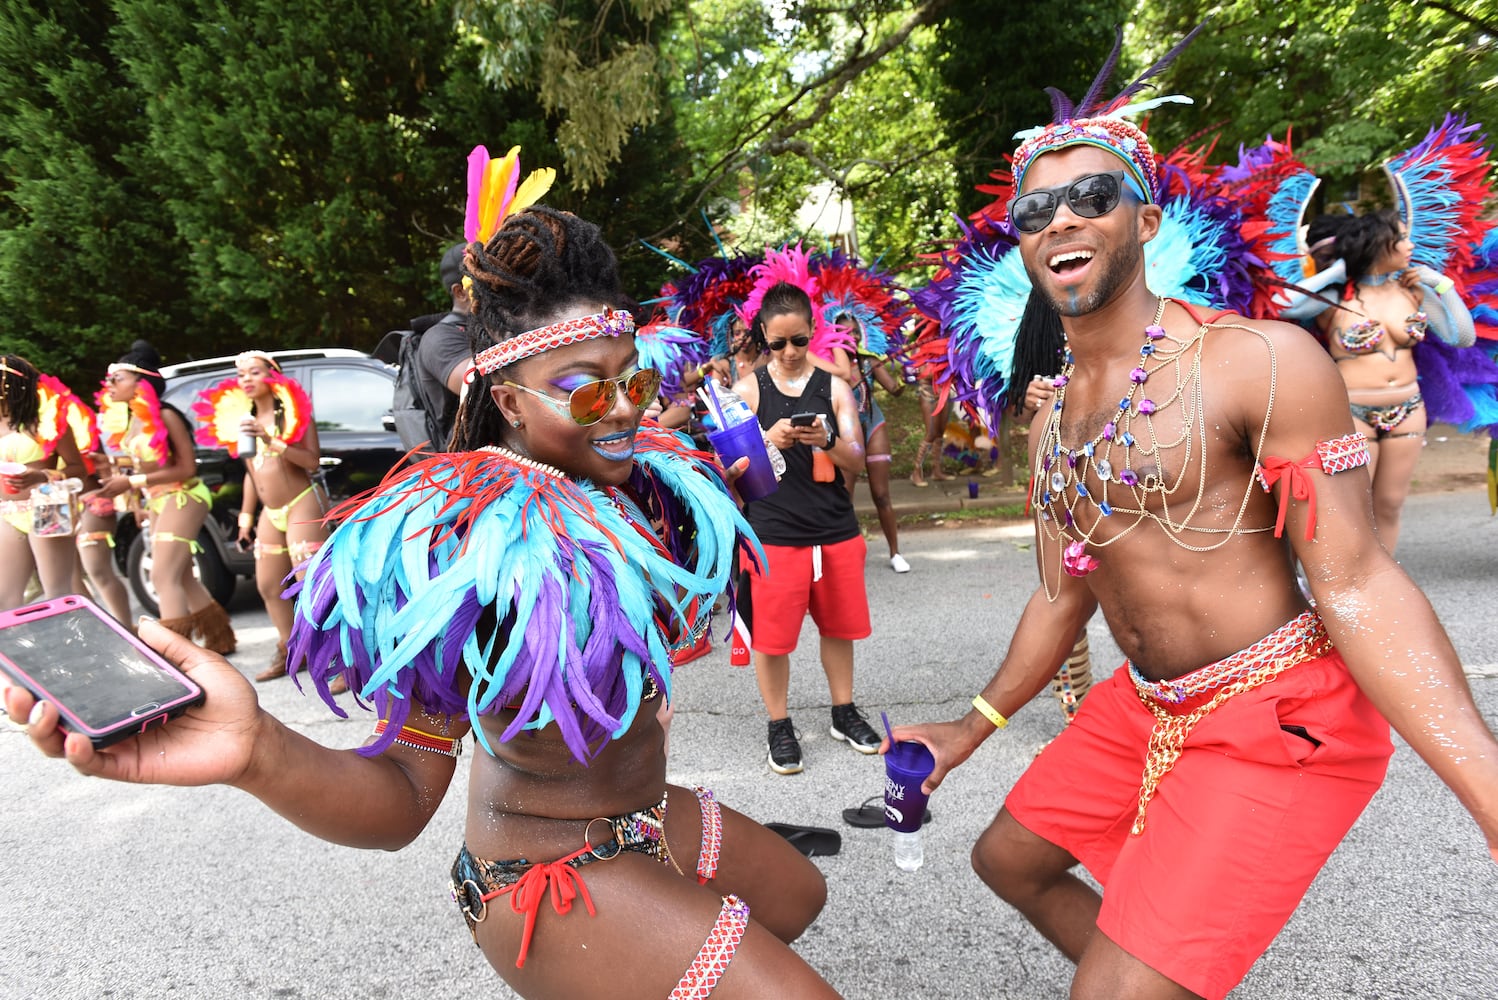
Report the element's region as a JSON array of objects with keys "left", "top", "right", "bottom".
[
  {"left": 751, "top": 282, "right": 814, "bottom": 337},
  {"left": 451, "top": 206, "right": 630, "bottom": 452},
  {"left": 0, "top": 354, "right": 41, "bottom": 433},
  {"left": 117, "top": 340, "right": 166, "bottom": 399},
  {"left": 1006, "top": 292, "right": 1066, "bottom": 415}
]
